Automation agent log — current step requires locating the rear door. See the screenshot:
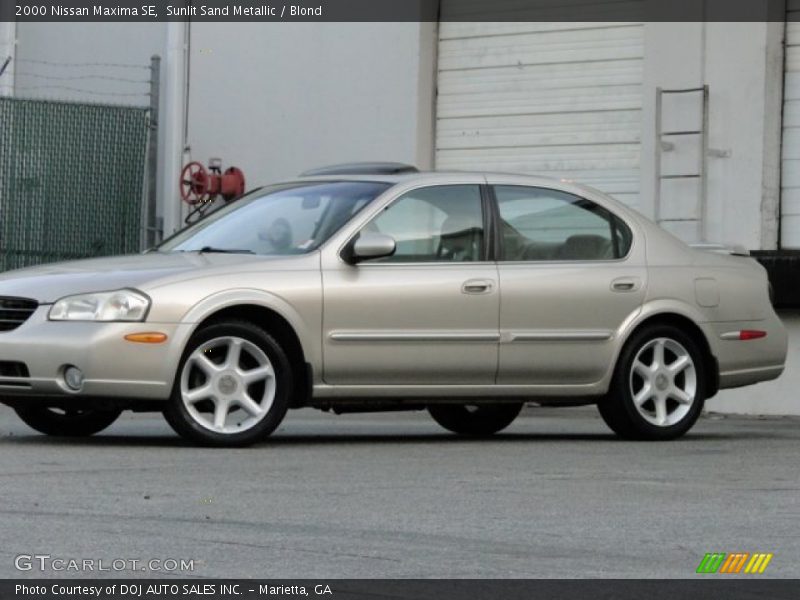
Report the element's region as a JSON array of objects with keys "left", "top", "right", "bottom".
[{"left": 492, "top": 184, "right": 646, "bottom": 385}]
